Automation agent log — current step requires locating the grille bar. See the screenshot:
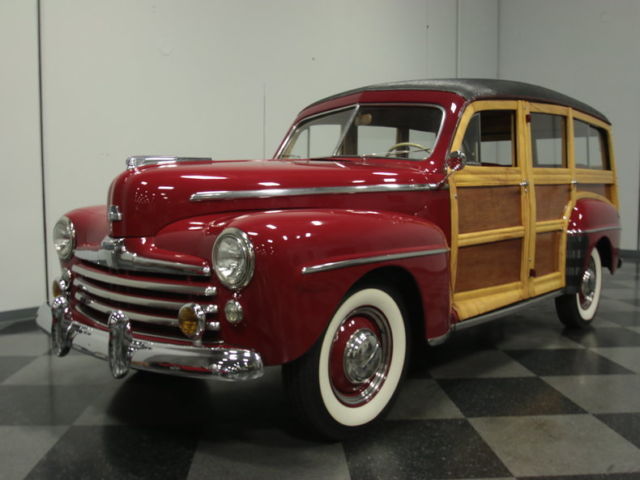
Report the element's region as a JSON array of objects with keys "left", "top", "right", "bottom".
[
  {"left": 74, "top": 278, "right": 187, "bottom": 310},
  {"left": 75, "top": 292, "right": 179, "bottom": 326},
  {"left": 74, "top": 292, "right": 221, "bottom": 331},
  {"left": 71, "top": 264, "right": 217, "bottom": 296}
]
